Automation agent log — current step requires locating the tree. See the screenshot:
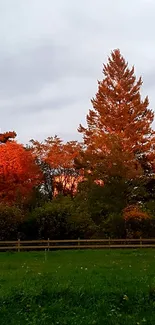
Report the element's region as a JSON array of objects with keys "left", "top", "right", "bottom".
[
  {"left": 30, "top": 136, "right": 82, "bottom": 198},
  {"left": 78, "top": 49, "right": 155, "bottom": 180},
  {"left": 0, "top": 141, "right": 42, "bottom": 205},
  {"left": 76, "top": 177, "right": 128, "bottom": 237},
  {"left": 0, "top": 131, "right": 17, "bottom": 144}
]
